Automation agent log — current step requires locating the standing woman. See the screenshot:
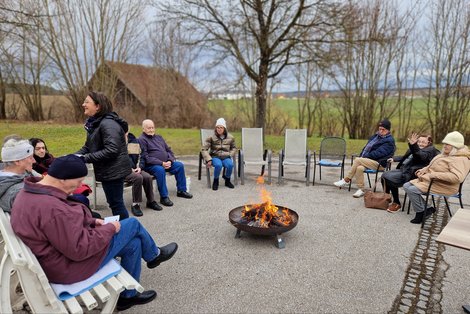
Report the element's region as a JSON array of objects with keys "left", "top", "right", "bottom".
[
  {"left": 76, "top": 91, "right": 131, "bottom": 219},
  {"left": 201, "top": 118, "right": 237, "bottom": 190}
]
